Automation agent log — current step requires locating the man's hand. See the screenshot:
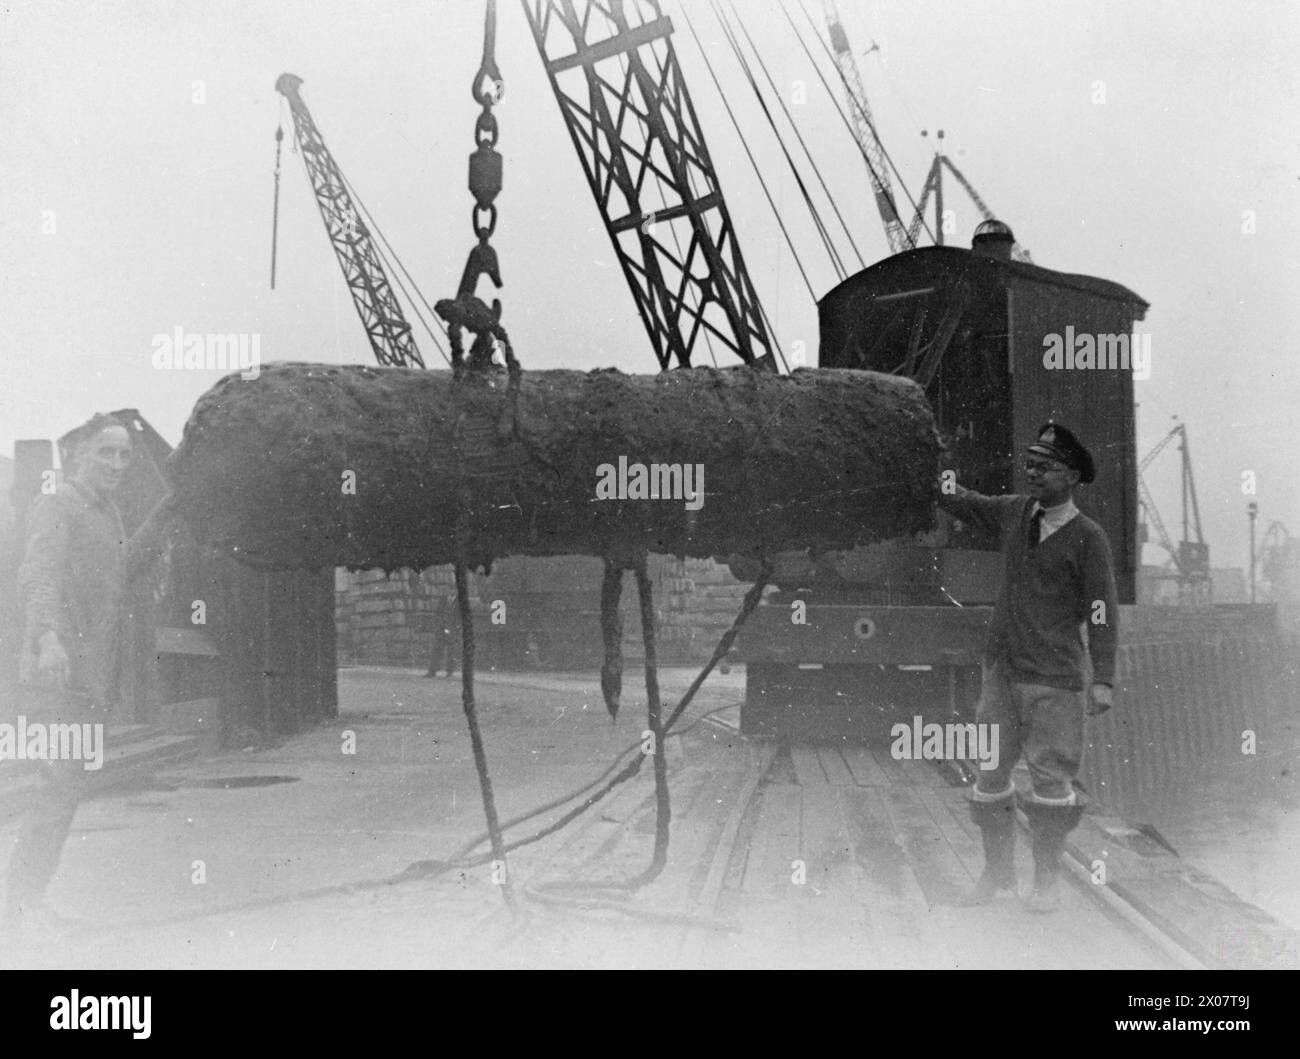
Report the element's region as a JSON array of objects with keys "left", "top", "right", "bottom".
[
  {"left": 1087, "top": 683, "right": 1113, "bottom": 716},
  {"left": 31, "top": 630, "right": 70, "bottom": 687}
]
